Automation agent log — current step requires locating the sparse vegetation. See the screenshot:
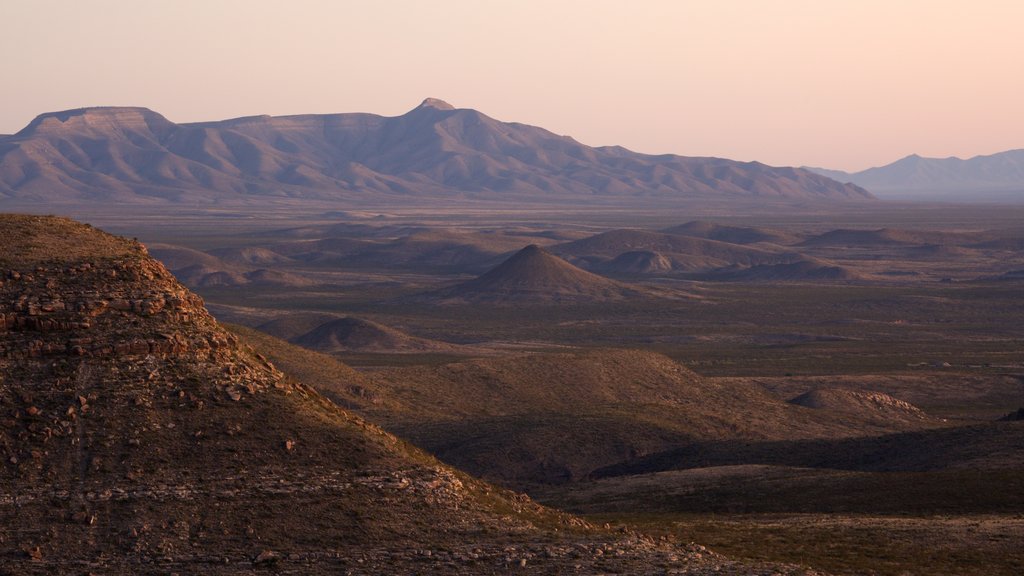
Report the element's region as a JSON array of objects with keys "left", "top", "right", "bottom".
[{"left": 5, "top": 206, "right": 1024, "bottom": 574}]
